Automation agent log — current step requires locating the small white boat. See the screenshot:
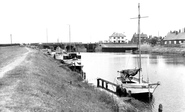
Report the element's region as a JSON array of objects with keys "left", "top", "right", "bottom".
[
  {"left": 116, "top": 69, "right": 160, "bottom": 100},
  {"left": 62, "top": 52, "right": 81, "bottom": 64},
  {"left": 53, "top": 46, "right": 67, "bottom": 60},
  {"left": 62, "top": 52, "right": 84, "bottom": 73},
  {"left": 115, "top": 3, "right": 160, "bottom": 101}
]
